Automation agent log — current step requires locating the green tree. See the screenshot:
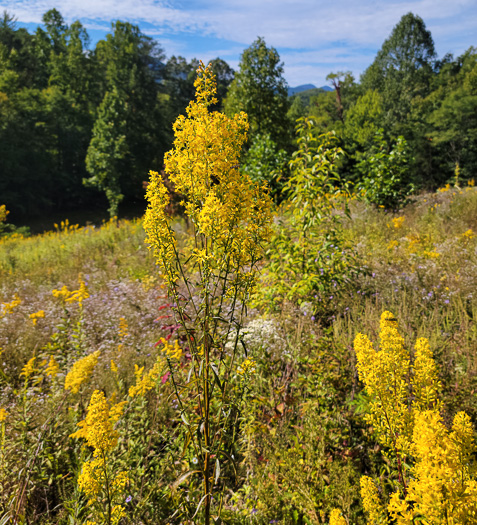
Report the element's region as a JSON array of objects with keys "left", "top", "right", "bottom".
[
  {"left": 163, "top": 55, "right": 200, "bottom": 120},
  {"left": 425, "top": 47, "right": 477, "bottom": 183},
  {"left": 224, "top": 37, "right": 291, "bottom": 148},
  {"left": 241, "top": 132, "right": 289, "bottom": 200},
  {"left": 85, "top": 88, "right": 128, "bottom": 217},
  {"left": 209, "top": 57, "right": 234, "bottom": 110},
  {"left": 357, "top": 130, "right": 414, "bottom": 209},
  {"left": 361, "top": 12, "right": 436, "bottom": 132},
  {"left": 92, "top": 21, "right": 168, "bottom": 206}
]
